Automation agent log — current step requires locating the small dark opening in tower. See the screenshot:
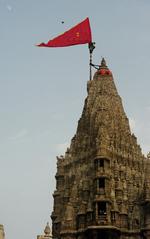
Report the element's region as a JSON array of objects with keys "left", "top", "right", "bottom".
[
  {"left": 98, "top": 231, "right": 108, "bottom": 239},
  {"left": 98, "top": 202, "right": 106, "bottom": 215},
  {"left": 99, "top": 178, "right": 105, "bottom": 188},
  {"left": 95, "top": 159, "right": 104, "bottom": 169},
  {"left": 100, "top": 159, "right": 104, "bottom": 167}
]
